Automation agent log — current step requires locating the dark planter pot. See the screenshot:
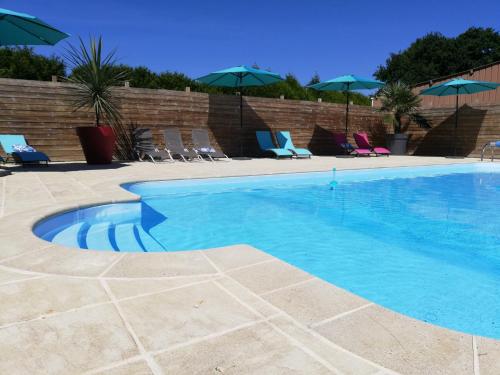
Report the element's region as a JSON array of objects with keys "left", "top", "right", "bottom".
[
  {"left": 76, "top": 126, "right": 116, "bottom": 164},
  {"left": 387, "top": 133, "right": 409, "bottom": 155}
]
